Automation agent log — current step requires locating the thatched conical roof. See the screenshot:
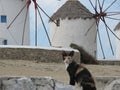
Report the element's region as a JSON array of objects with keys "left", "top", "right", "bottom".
[
  {"left": 50, "top": 0, "right": 93, "bottom": 21},
  {"left": 114, "top": 22, "right": 120, "bottom": 31}
]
